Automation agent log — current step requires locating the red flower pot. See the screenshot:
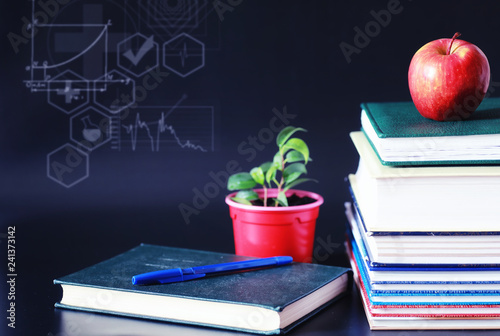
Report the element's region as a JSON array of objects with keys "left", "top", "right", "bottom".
[{"left": 225, "top": 189, "right": 324, "bottom": 262}]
